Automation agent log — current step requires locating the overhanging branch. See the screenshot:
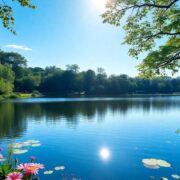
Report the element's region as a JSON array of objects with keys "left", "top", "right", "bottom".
[
  {"left": 117, "top": 0, "right": 179, "bottom": 12},
  {"left": 144, "top": 31, "right": 180, "bottom": 40},
  {"left": 157, "top": 51, "right": 180, "bottom": 68}
]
